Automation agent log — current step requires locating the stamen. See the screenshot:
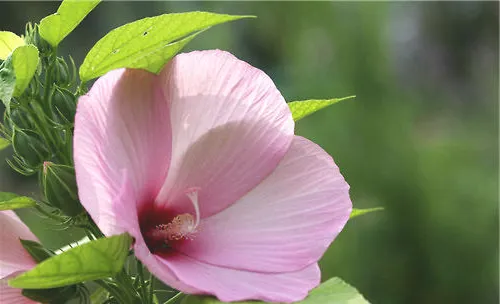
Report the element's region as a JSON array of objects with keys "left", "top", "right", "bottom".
[
  {"left": 147, "top": 187, "right": 202, "bottom": 243},
  {"left": 152, "top": 213, "right": 197, "bottom": 241}
]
